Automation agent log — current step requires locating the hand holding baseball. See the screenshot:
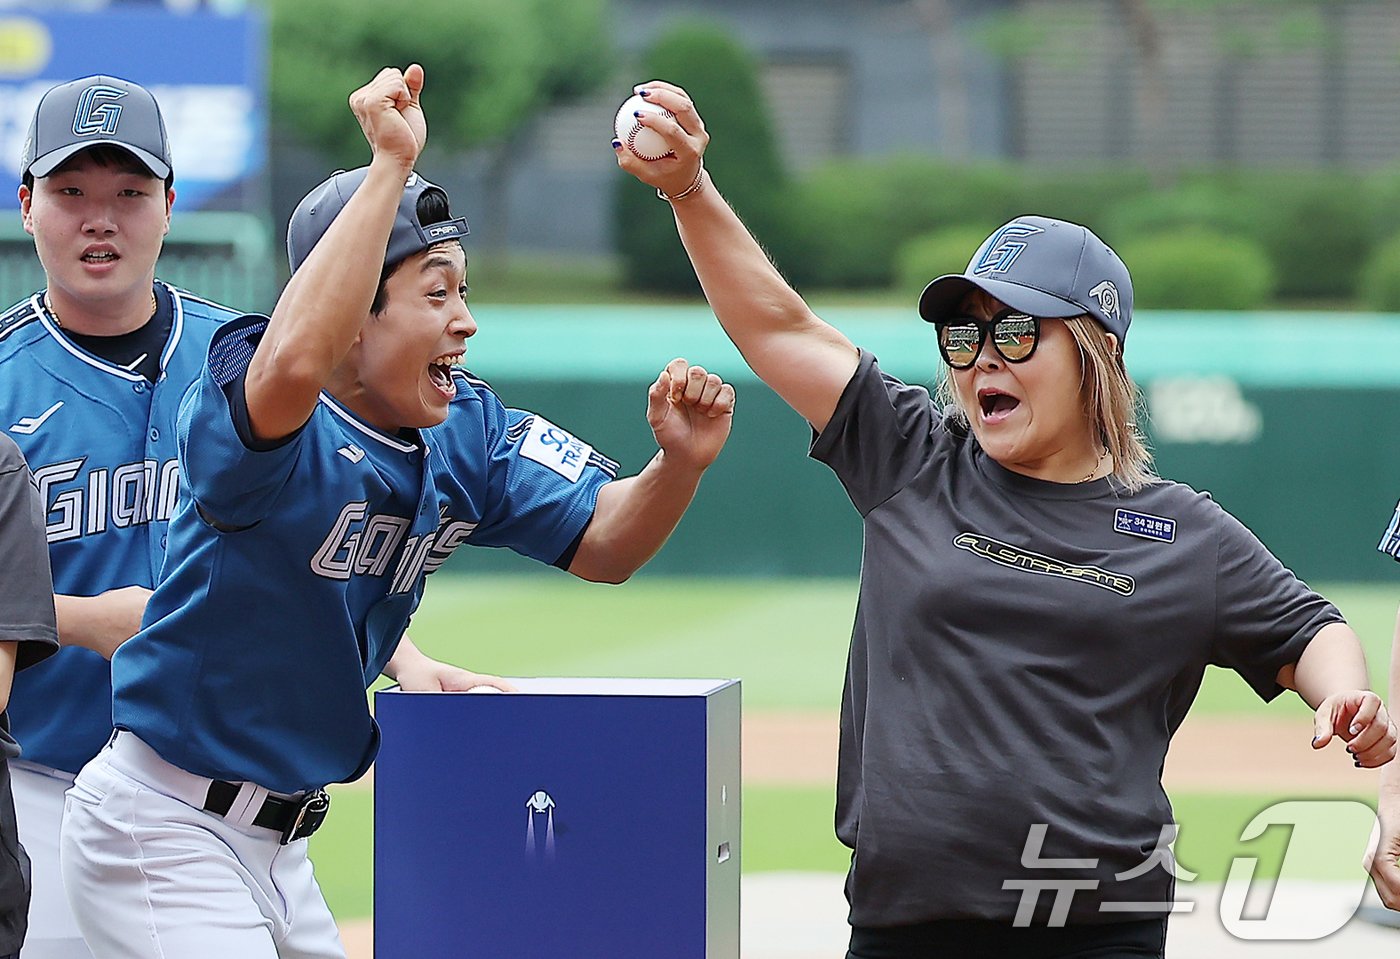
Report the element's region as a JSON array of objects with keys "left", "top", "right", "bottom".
[
  {"left": 615, "top": 94, "right": 675, "bottom": 161},
  {"left": 349, "top": 63, "right": 427, "bottom": 170},
  {"left": 612, "top": 81, "right": 708, "bottom": 199}
]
